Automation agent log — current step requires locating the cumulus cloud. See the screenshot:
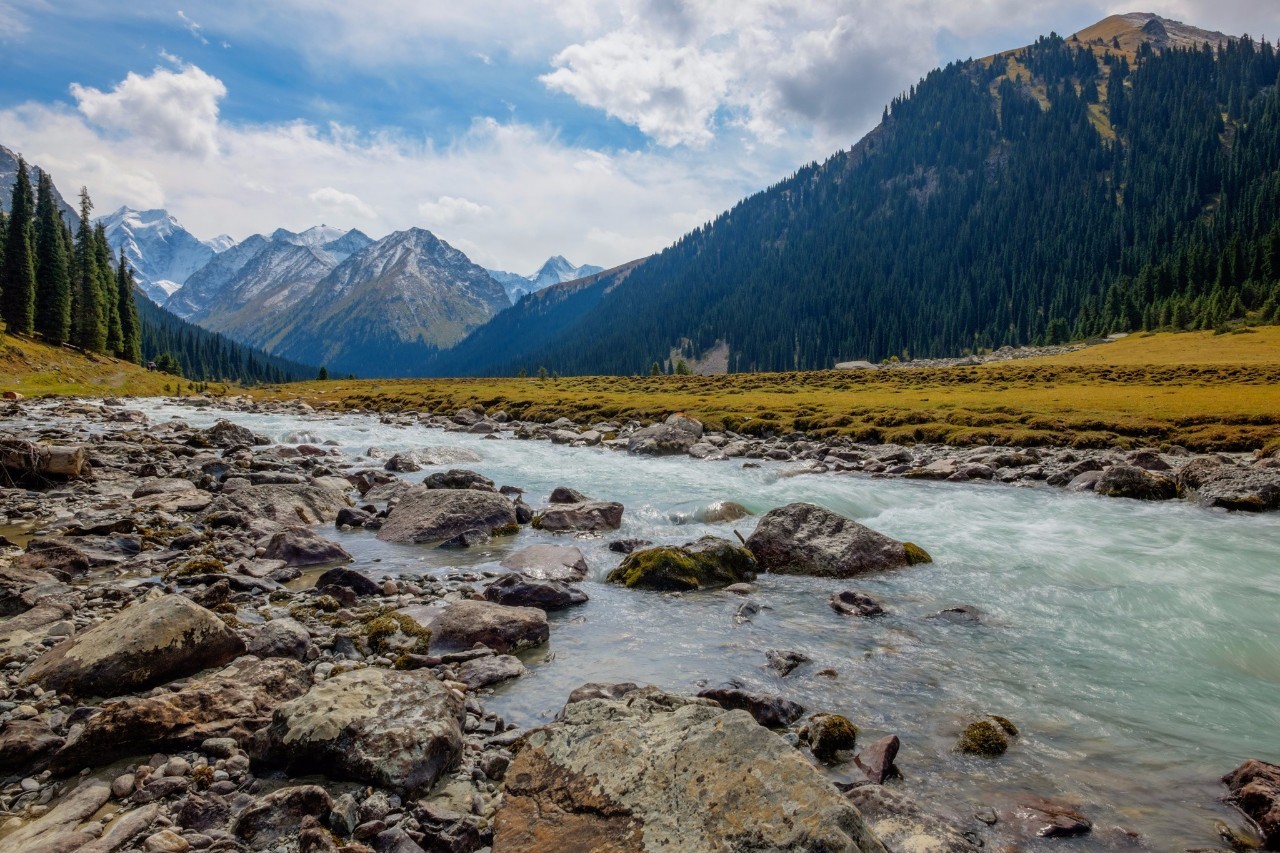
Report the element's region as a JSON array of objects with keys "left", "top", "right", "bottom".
[
  {"left": 70, "top": 61, "right": 225, "bottom": 158},
  {"left": 418, "top": 195, "right": 493, "bottom": 225},
  {"left": 308, "top": 186, "right": 376, "bottom": 220}
]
